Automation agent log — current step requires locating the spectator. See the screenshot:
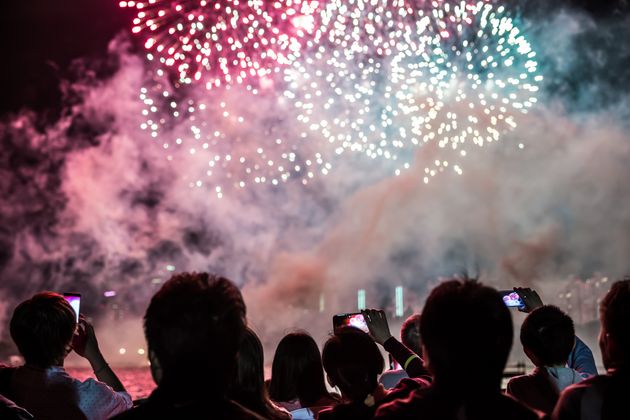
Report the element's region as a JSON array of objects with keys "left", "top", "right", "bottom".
[
  {"left": 507, "top": 305, "right": 584, "bottom": 414},
  {"left": 1, "top": 292, "right": 132, "bottom": 420},
  {"left": 268, "top": 331, "right": 339, "bottom": 413},
  {"left": 113, "top": 272, "right": 263, "bottom": 419},
  {"left": 227, "top": 327, "right": 290, "bottom": 420},
  {"left": 553, "top": 279, "right": 630, "bottom": 420},
  {"left": 319, "top": 327, "right": 388, "bottom": 420},
  {"left": 516, "top": 288, "right": 597, "bottom": 378},
  {"left": 375, "top": 278, "right": 541, "bottom": 420},
  {"left": 0, "top": 393, "right": 32, "bottom": 420},
  {"left": 371, "top": 312, "right": 426, "bottom": 389}
]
